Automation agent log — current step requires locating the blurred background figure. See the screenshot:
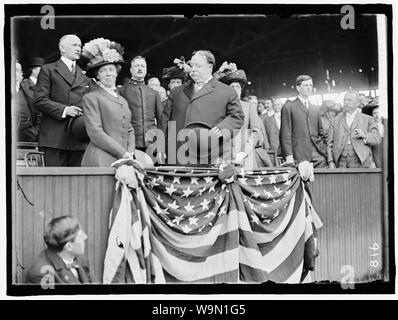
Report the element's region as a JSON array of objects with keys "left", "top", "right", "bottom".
[
  {"left": 262, "top": 98, "right": 283, "bottom": 165},
  {"left": 147, "top": 76, "right": 161, "bottom": 92},
  {"left": 362, "top": 97, "right": 385, "bottom": 168},
  {"left": 358, "top": 93, "right": 373, "bottom": 109},
  {"left": 15, "top": 61, "right": 23, "bottom": 92},
  {"left": 17, "top": 57, "right": 46, "bottom": 142},
  {"left": 320, "top": 100, "right": 339, "bottom": 132},
  {"left": 257, "top": 99, "right": 267, "bottom": 117}
]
